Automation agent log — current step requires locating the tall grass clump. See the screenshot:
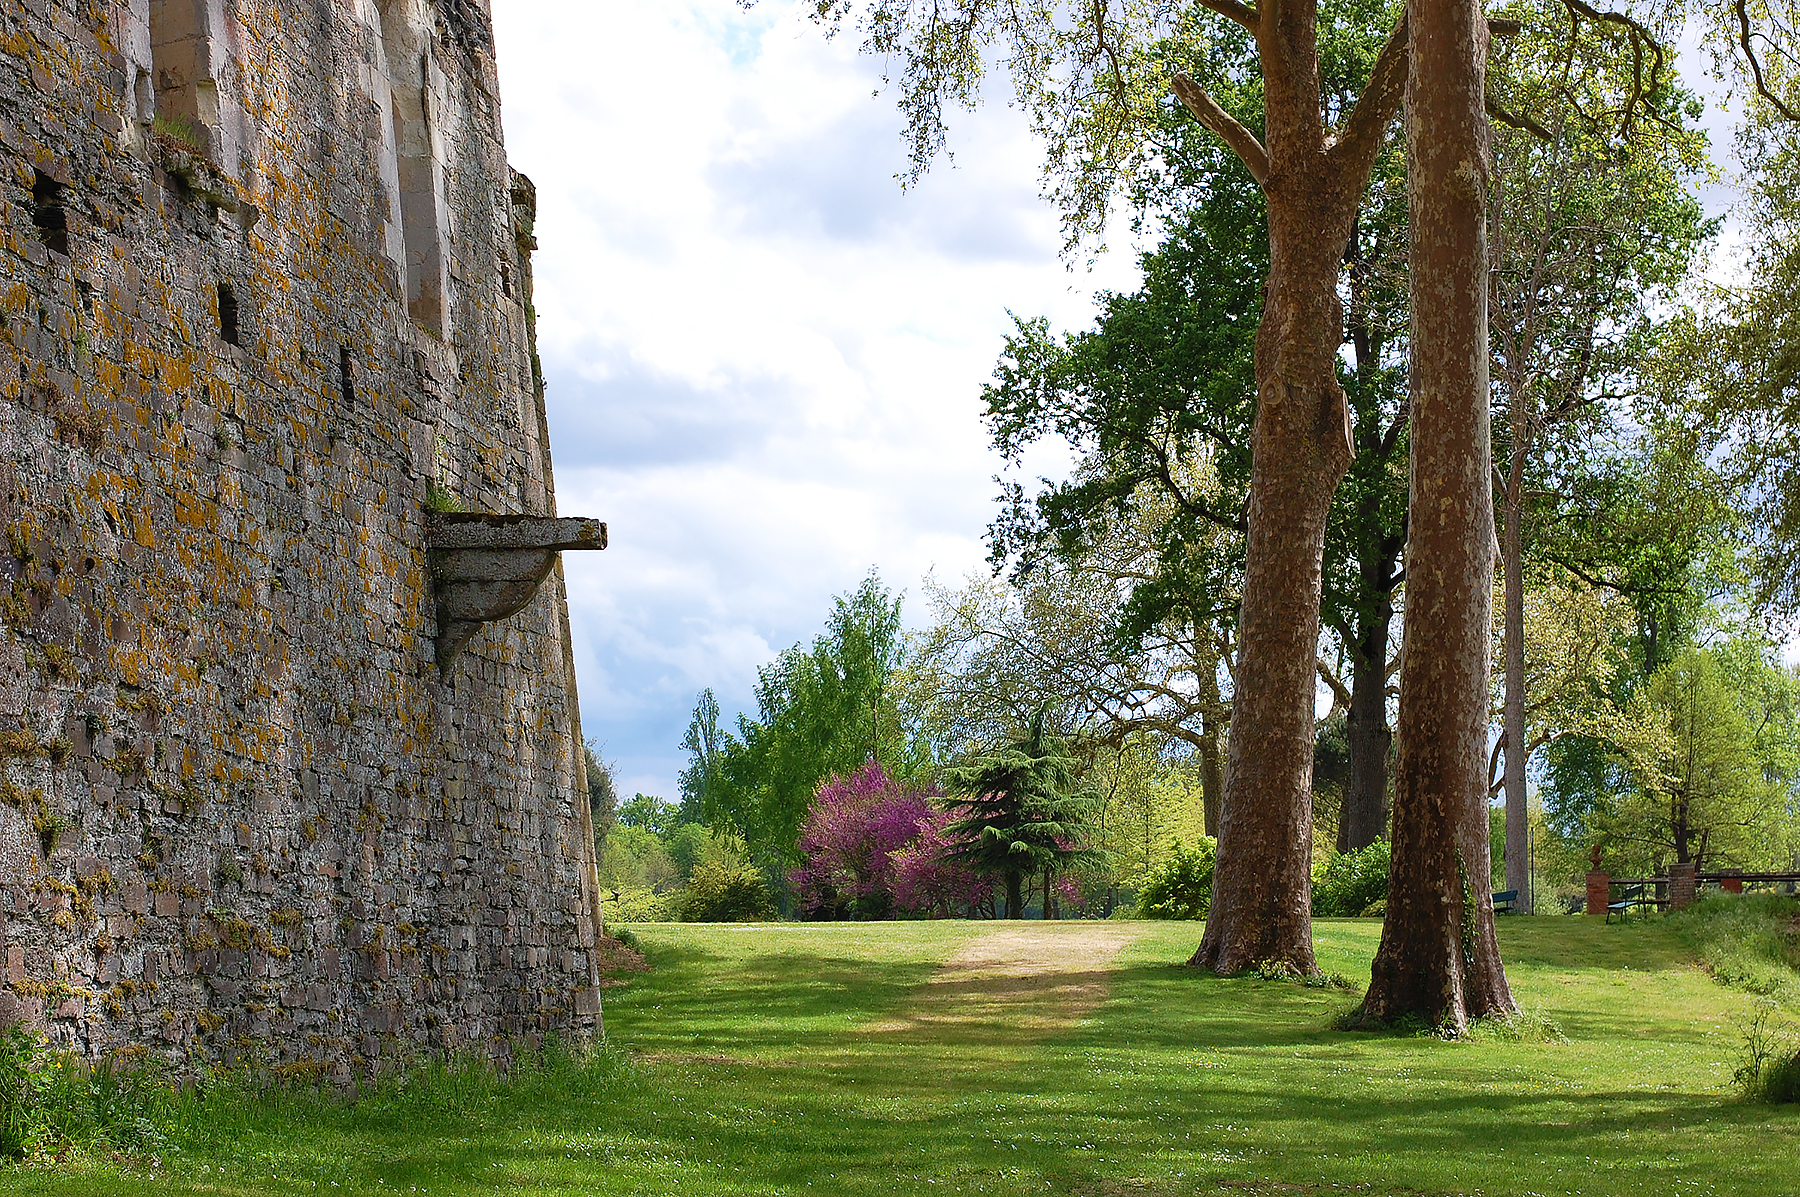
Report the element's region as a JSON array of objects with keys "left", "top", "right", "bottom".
[
  {"left": 1732, "top": 1006, "right": 1800, "bottom": 1104},
  {"left": 156, "top": 1036, "right": 631, "bottom": 1169},
  {"left": 0, "top": 1025, "right": 173, "bottom": 1160},
  {"left": 1668, "top": 893, "right": 1800, "bottom": 1008}
]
